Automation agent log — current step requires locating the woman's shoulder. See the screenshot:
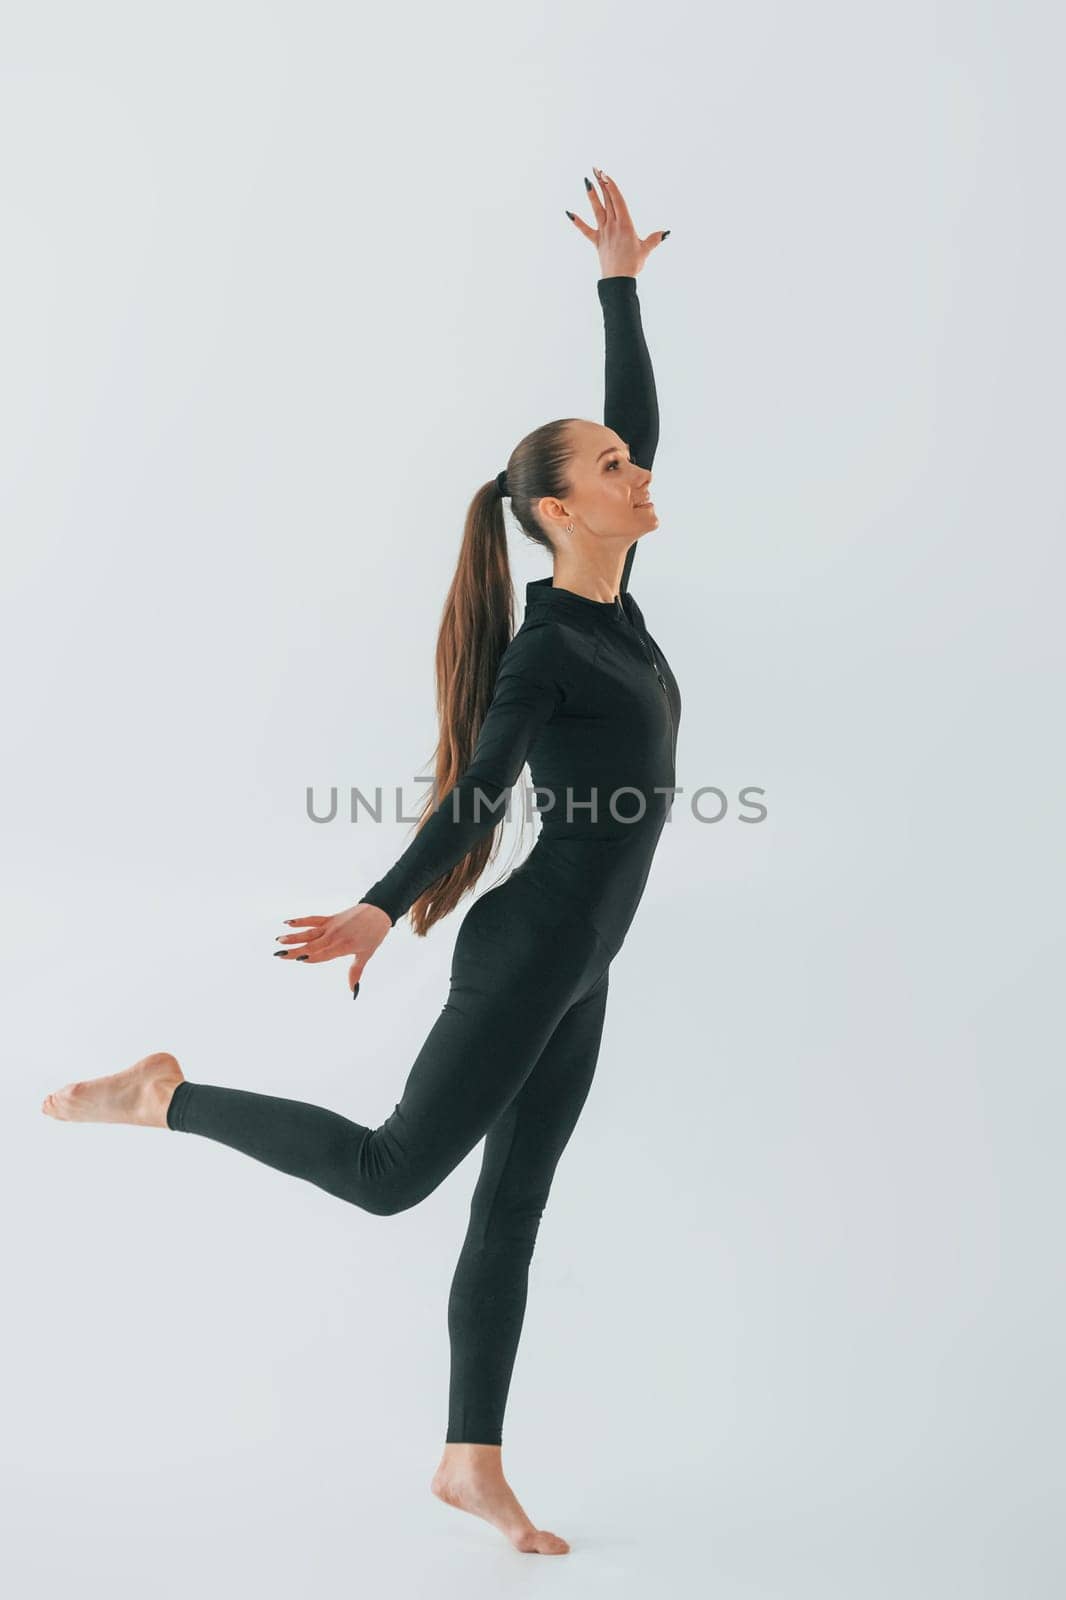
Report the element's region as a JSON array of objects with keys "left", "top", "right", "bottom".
[
  {"left": 502, "top": 613, "right": 557, "bottom": 654},
  {"left": 499, "top": 615, "right": 588, "bottom": 690}
]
